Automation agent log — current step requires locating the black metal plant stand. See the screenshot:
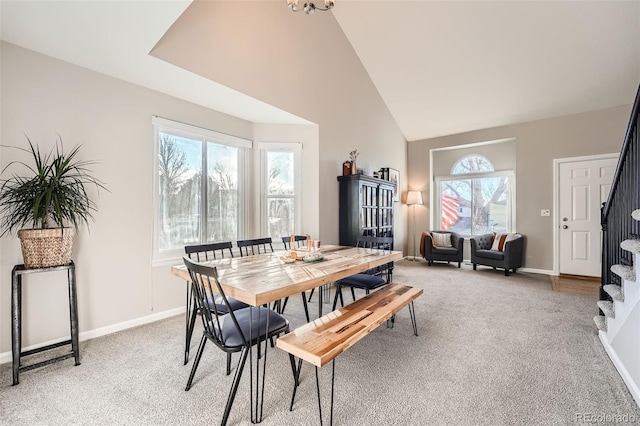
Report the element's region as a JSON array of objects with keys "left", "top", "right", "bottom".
[{"left": 11, "top": 261, "right": 80, "bottom": 385}]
